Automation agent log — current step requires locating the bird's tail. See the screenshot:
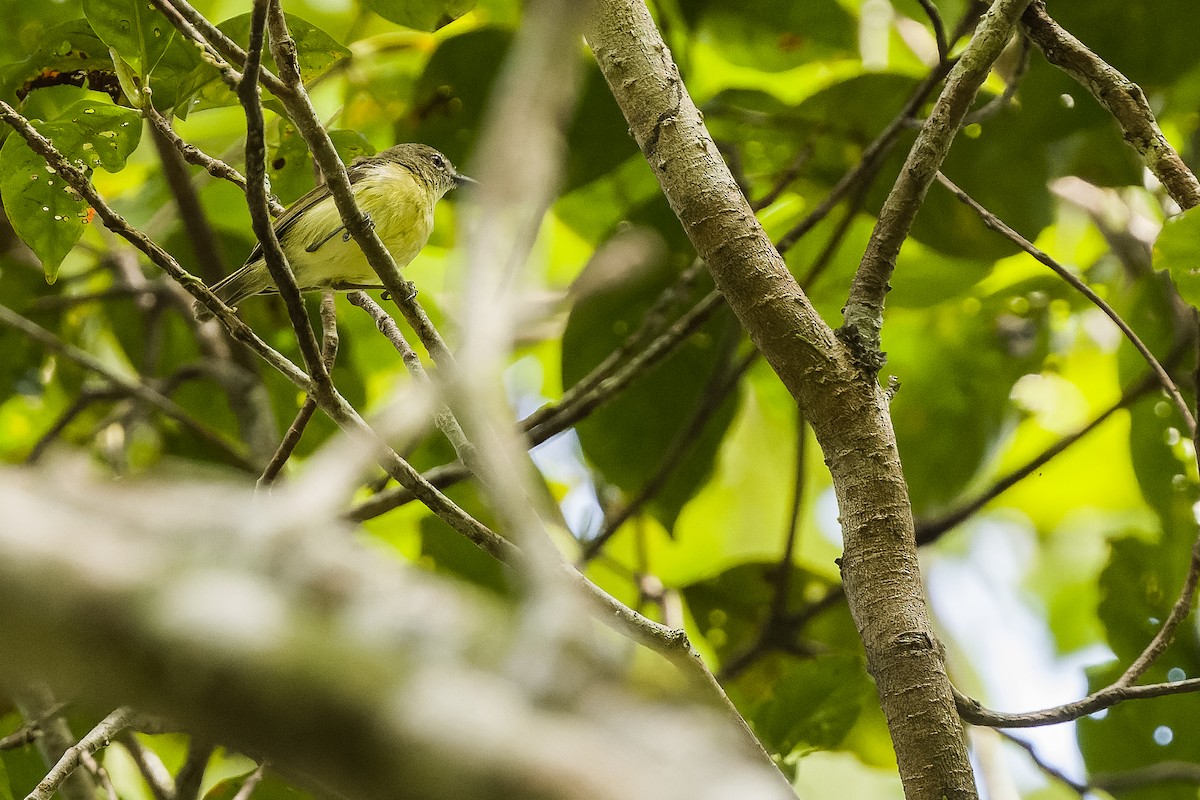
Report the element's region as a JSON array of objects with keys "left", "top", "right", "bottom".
[{"left": 194, "top": 263, "right": 271, "bottom": 320}]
